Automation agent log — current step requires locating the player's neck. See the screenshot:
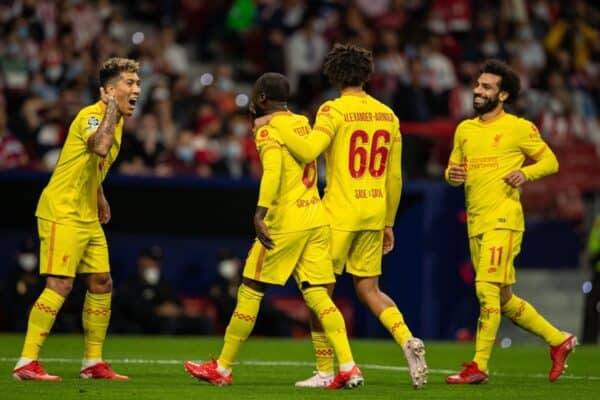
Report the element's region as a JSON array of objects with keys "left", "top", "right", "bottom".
[
  {"left": 341, "top": 86, "right": 364, "bottom": 95},
  {"left": 478, "top": 105, "right": 505, "bottom": 123},
  {"left": 263, "top": 102, "right": 288, "bottom": 115}
]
